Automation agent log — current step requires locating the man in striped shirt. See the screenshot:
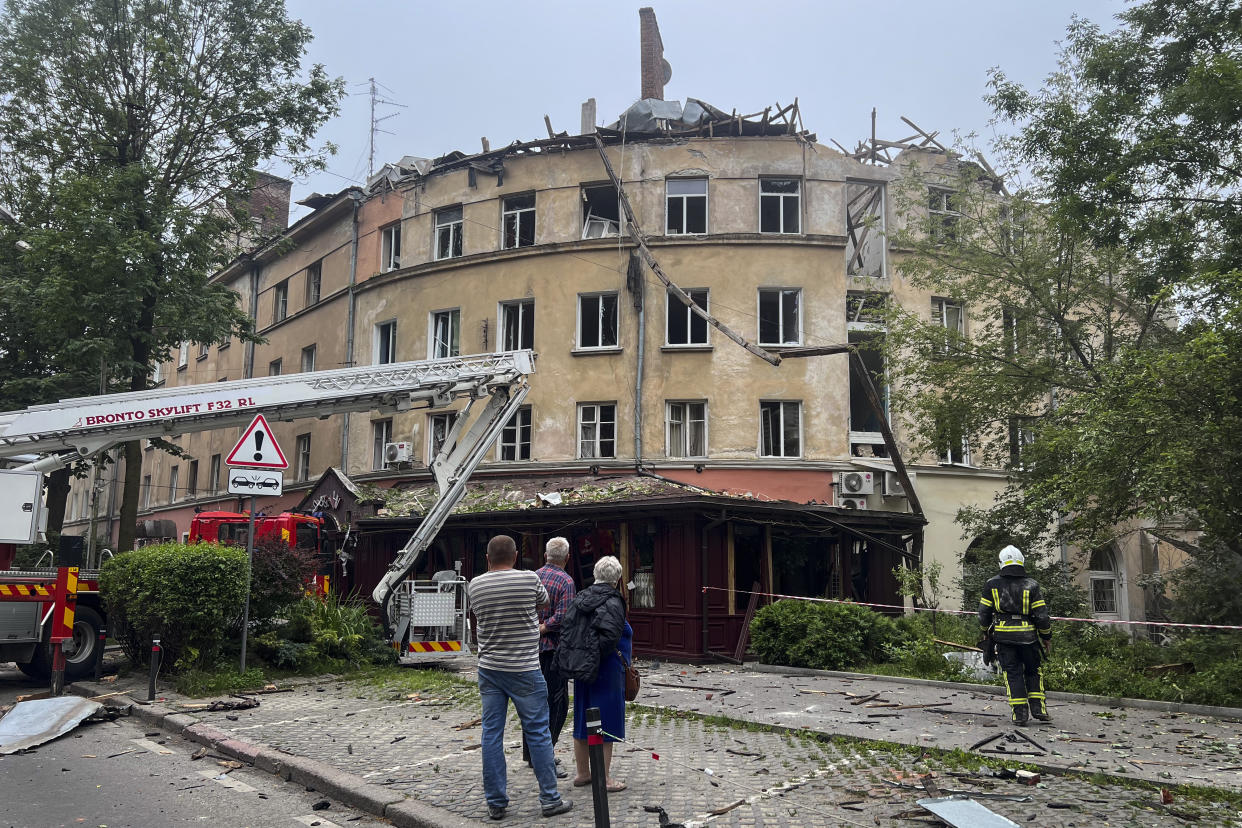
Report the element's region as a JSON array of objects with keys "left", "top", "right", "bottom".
[{"left": 468, "top": 535, "right": 573, "bottom": 820}]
